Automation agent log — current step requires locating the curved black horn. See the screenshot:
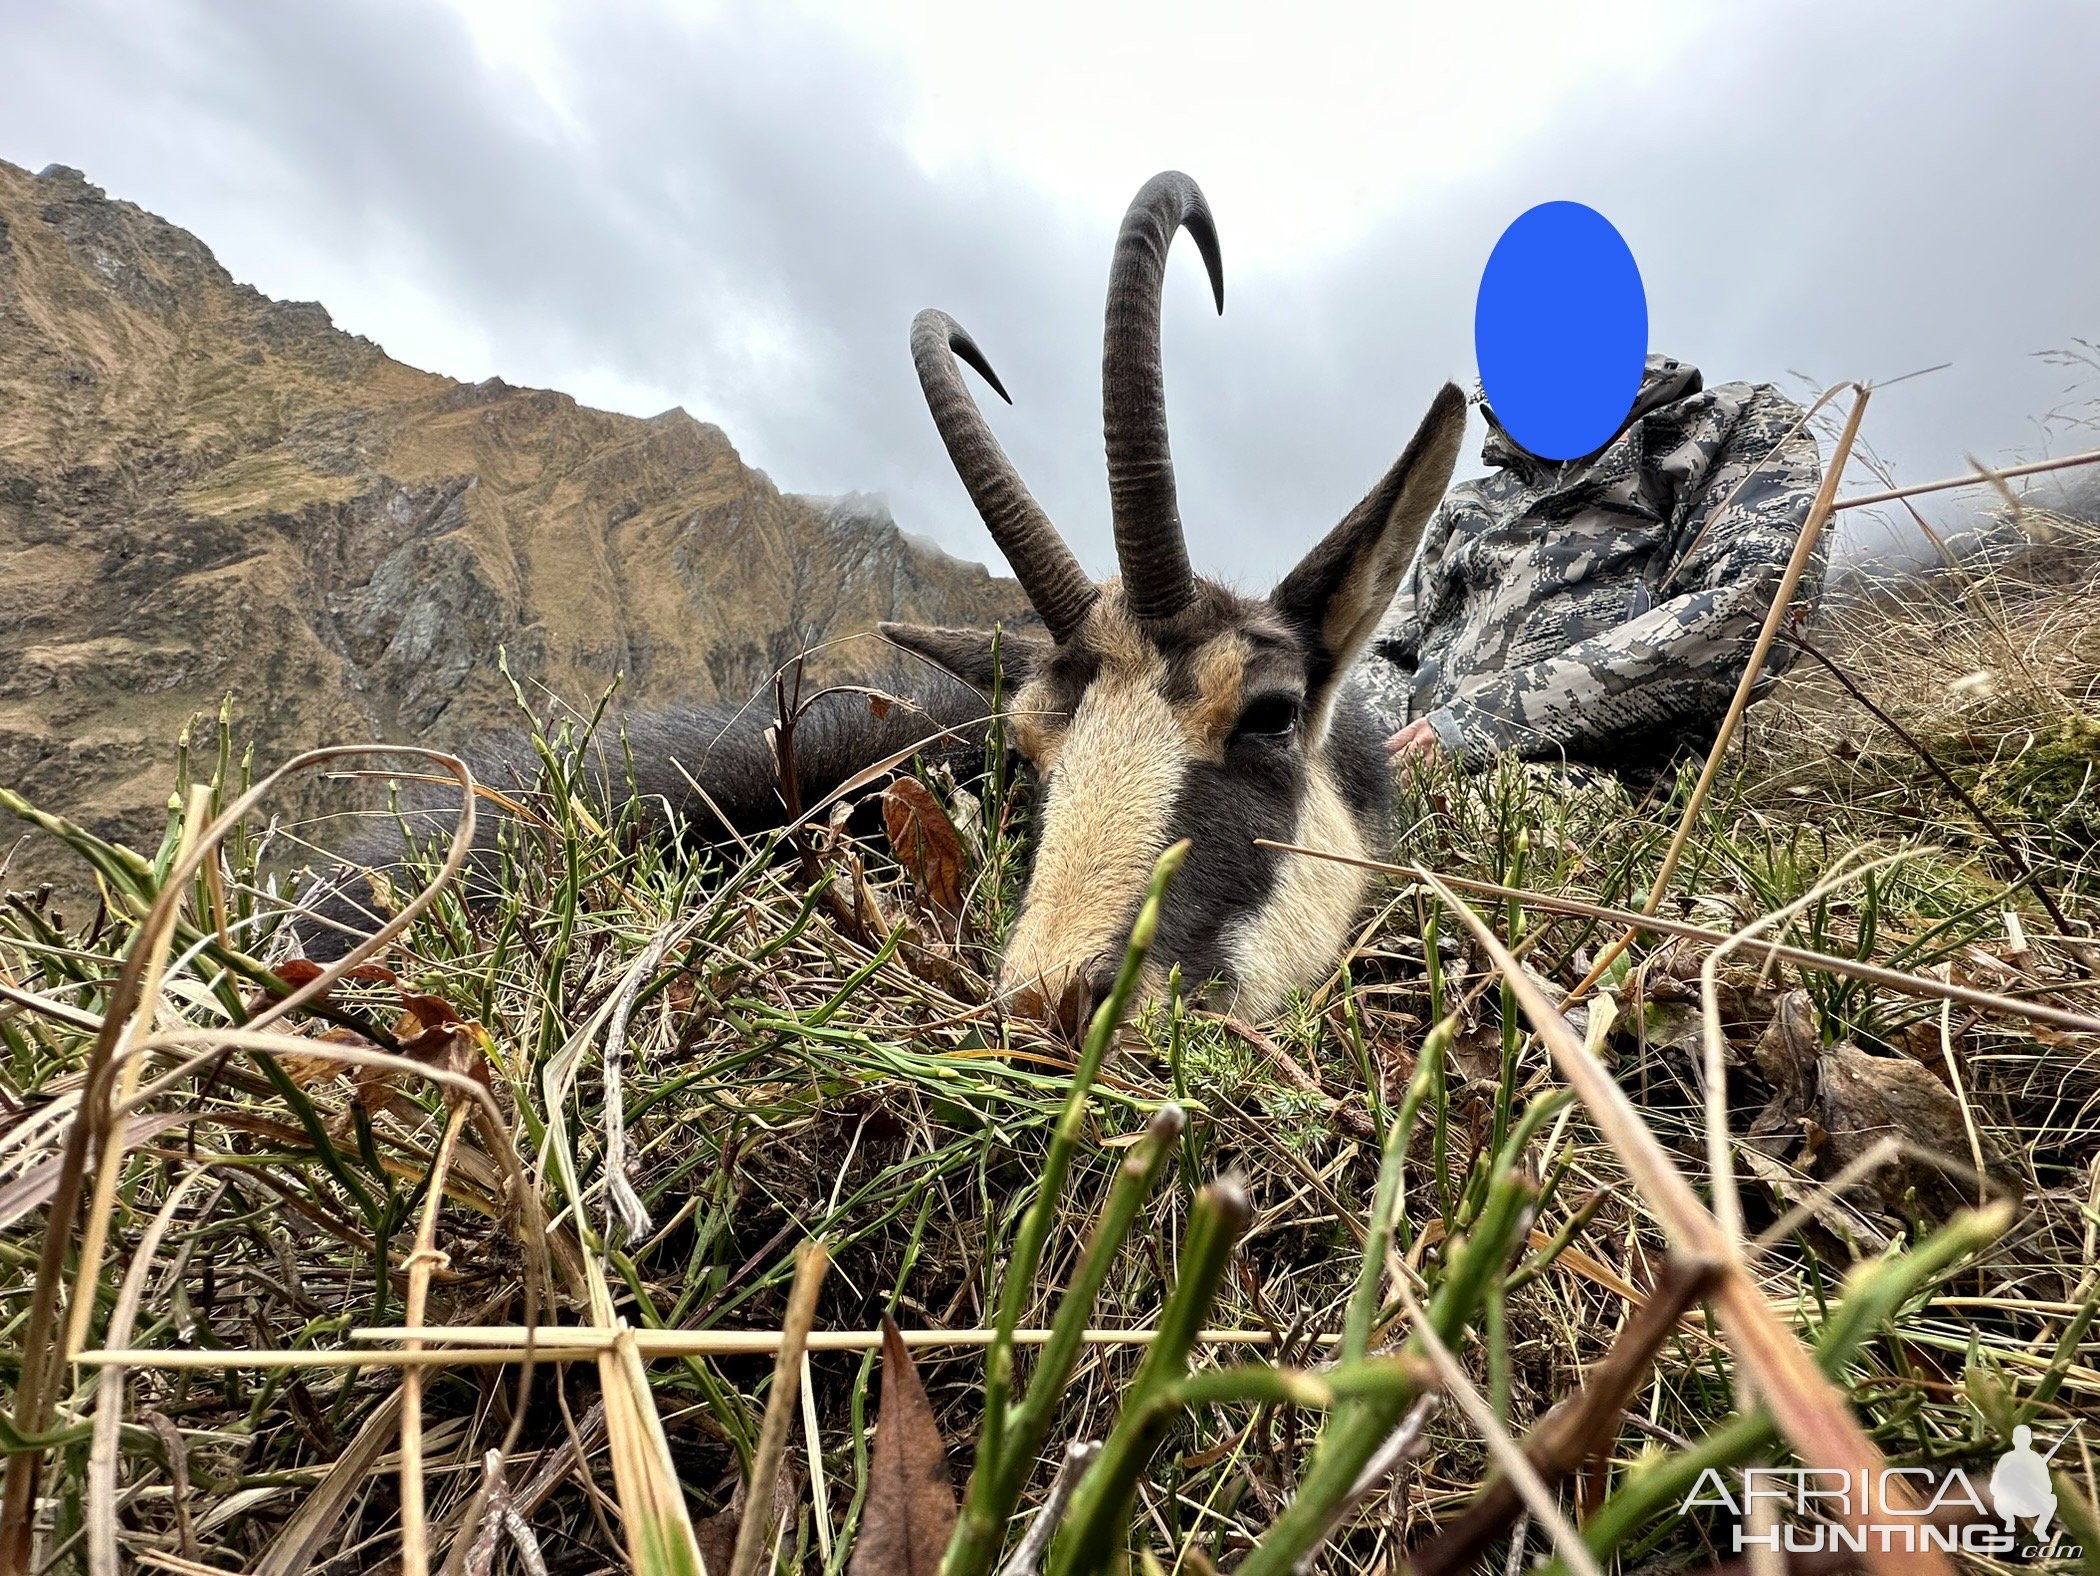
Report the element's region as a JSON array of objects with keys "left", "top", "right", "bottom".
[
  {"left": 1103, "top": 171, "right": 1224, "bottom": 623},
  {"left": 912, "top": 309, "right": 1098, "bottom": 642}
]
